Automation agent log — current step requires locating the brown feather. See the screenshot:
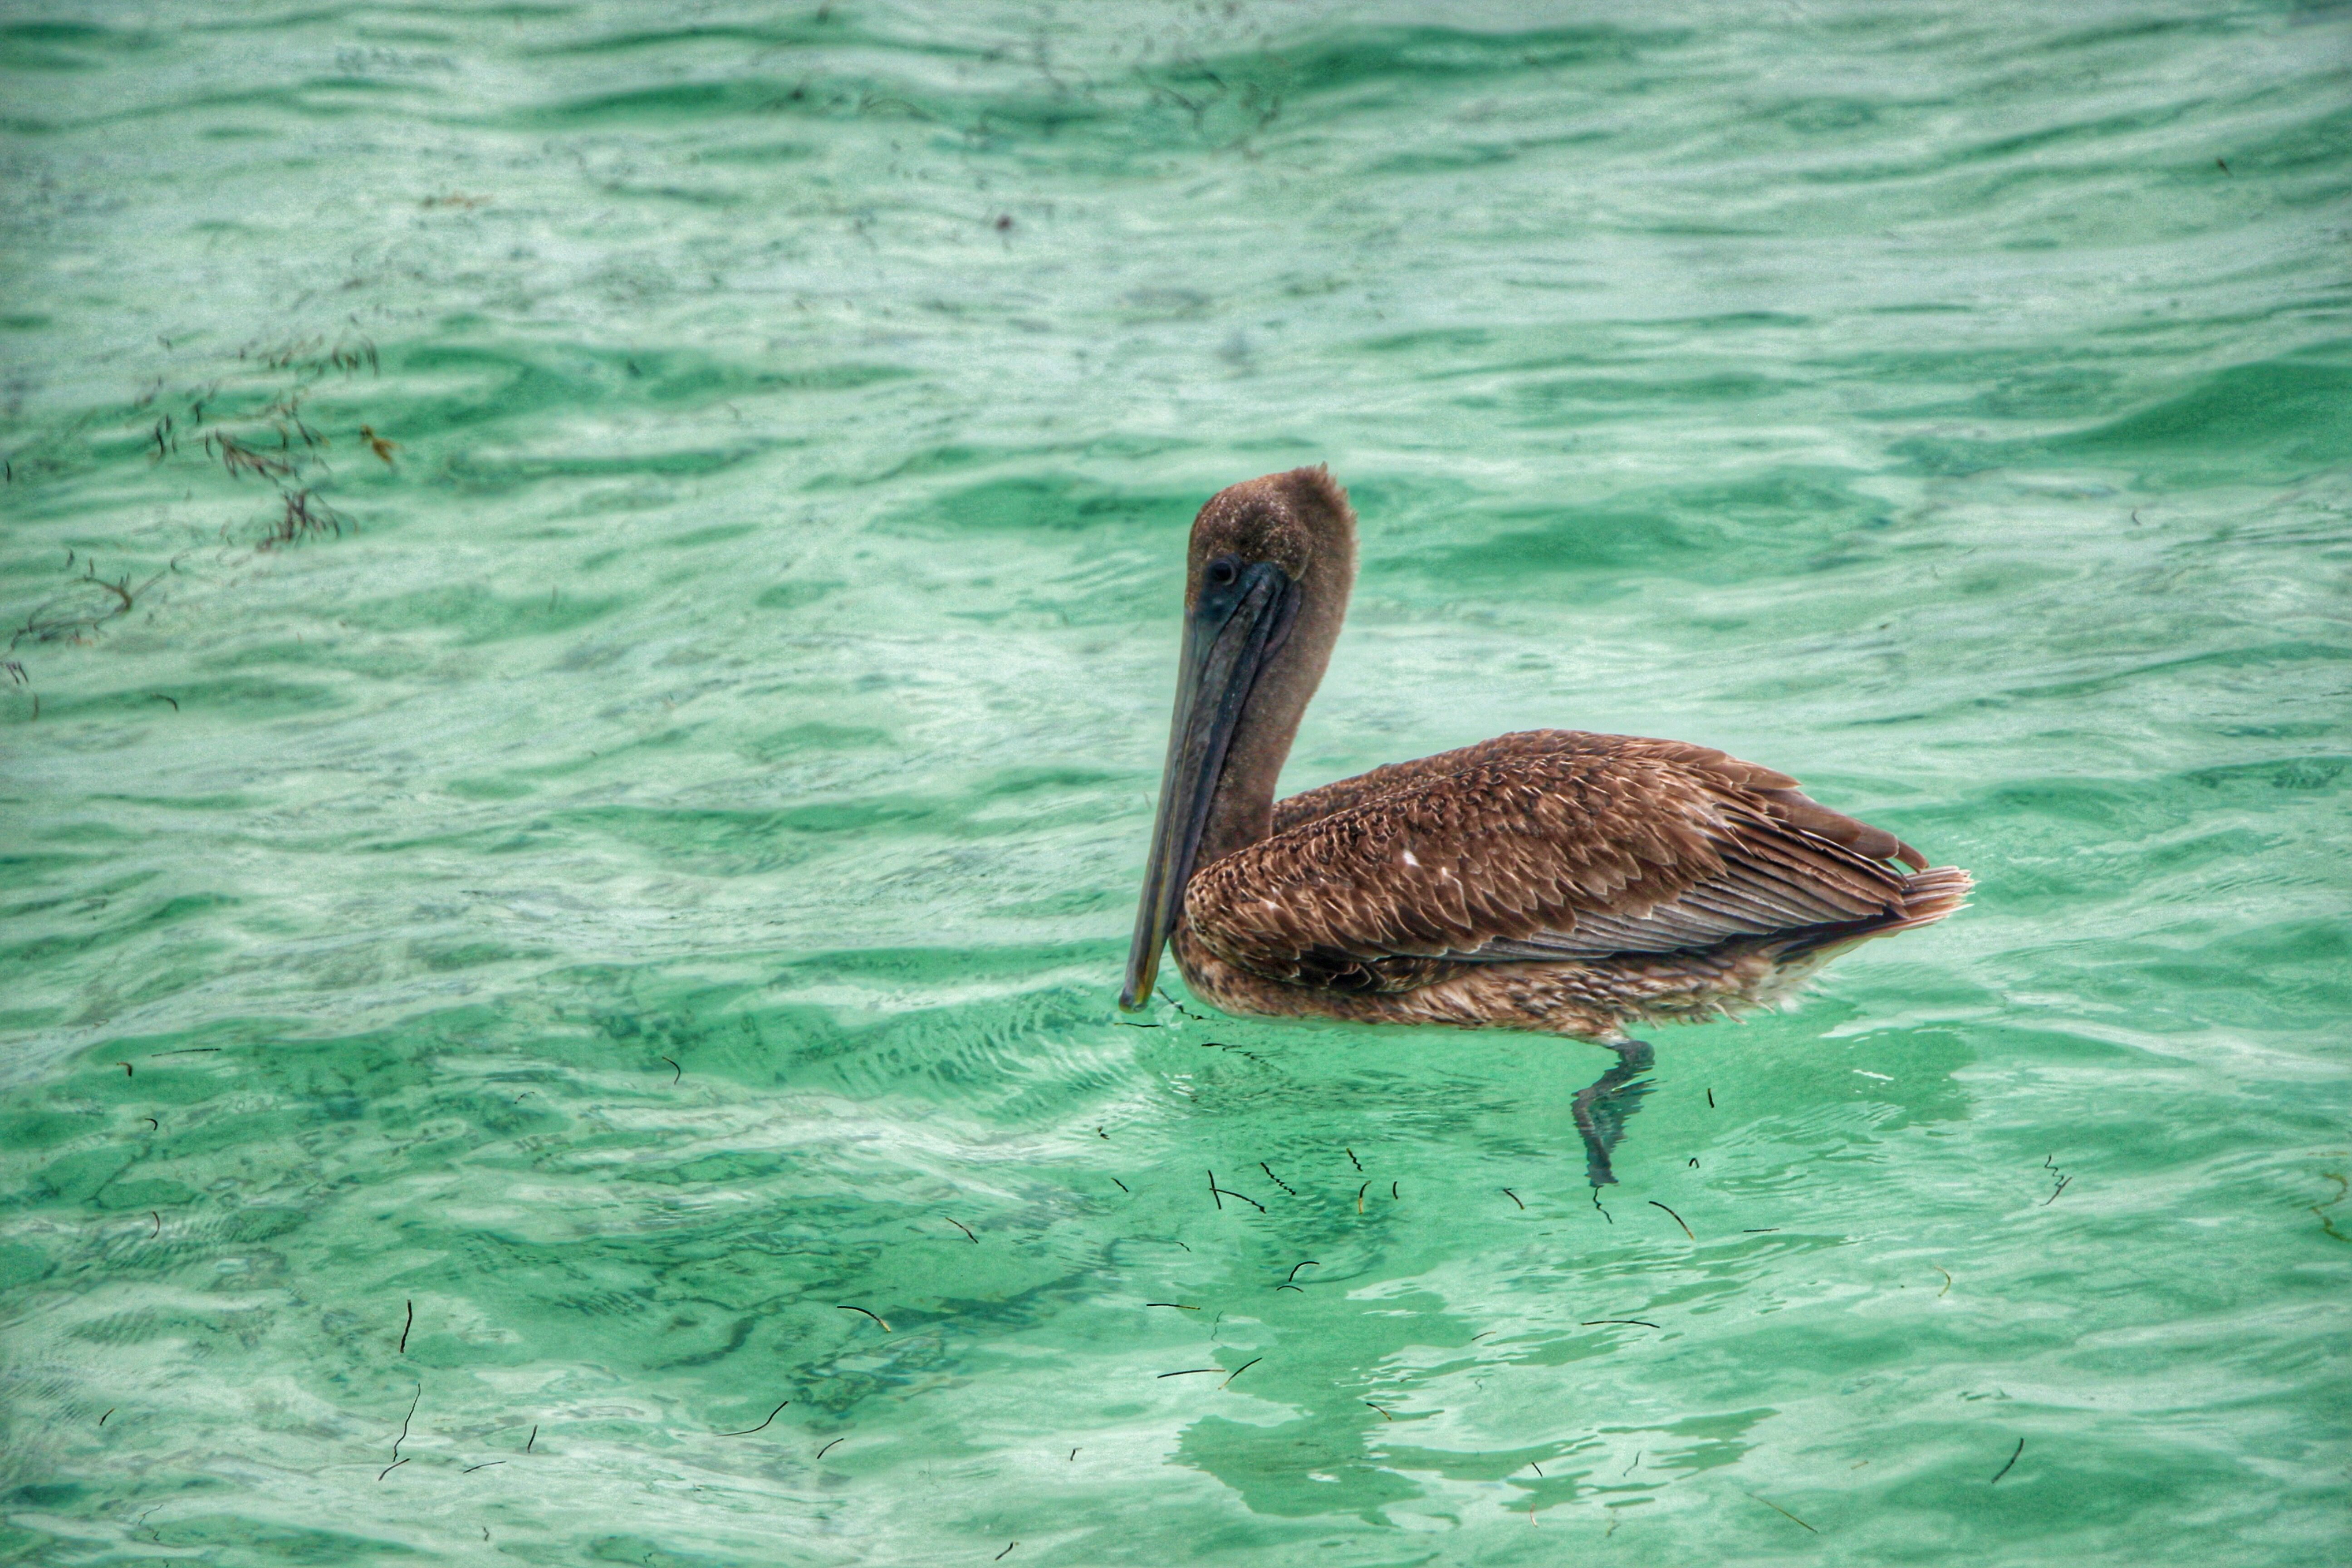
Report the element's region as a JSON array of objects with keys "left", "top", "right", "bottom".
[{"left": 1189, "top": 731, "right": 1919, "bottom": 988}]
